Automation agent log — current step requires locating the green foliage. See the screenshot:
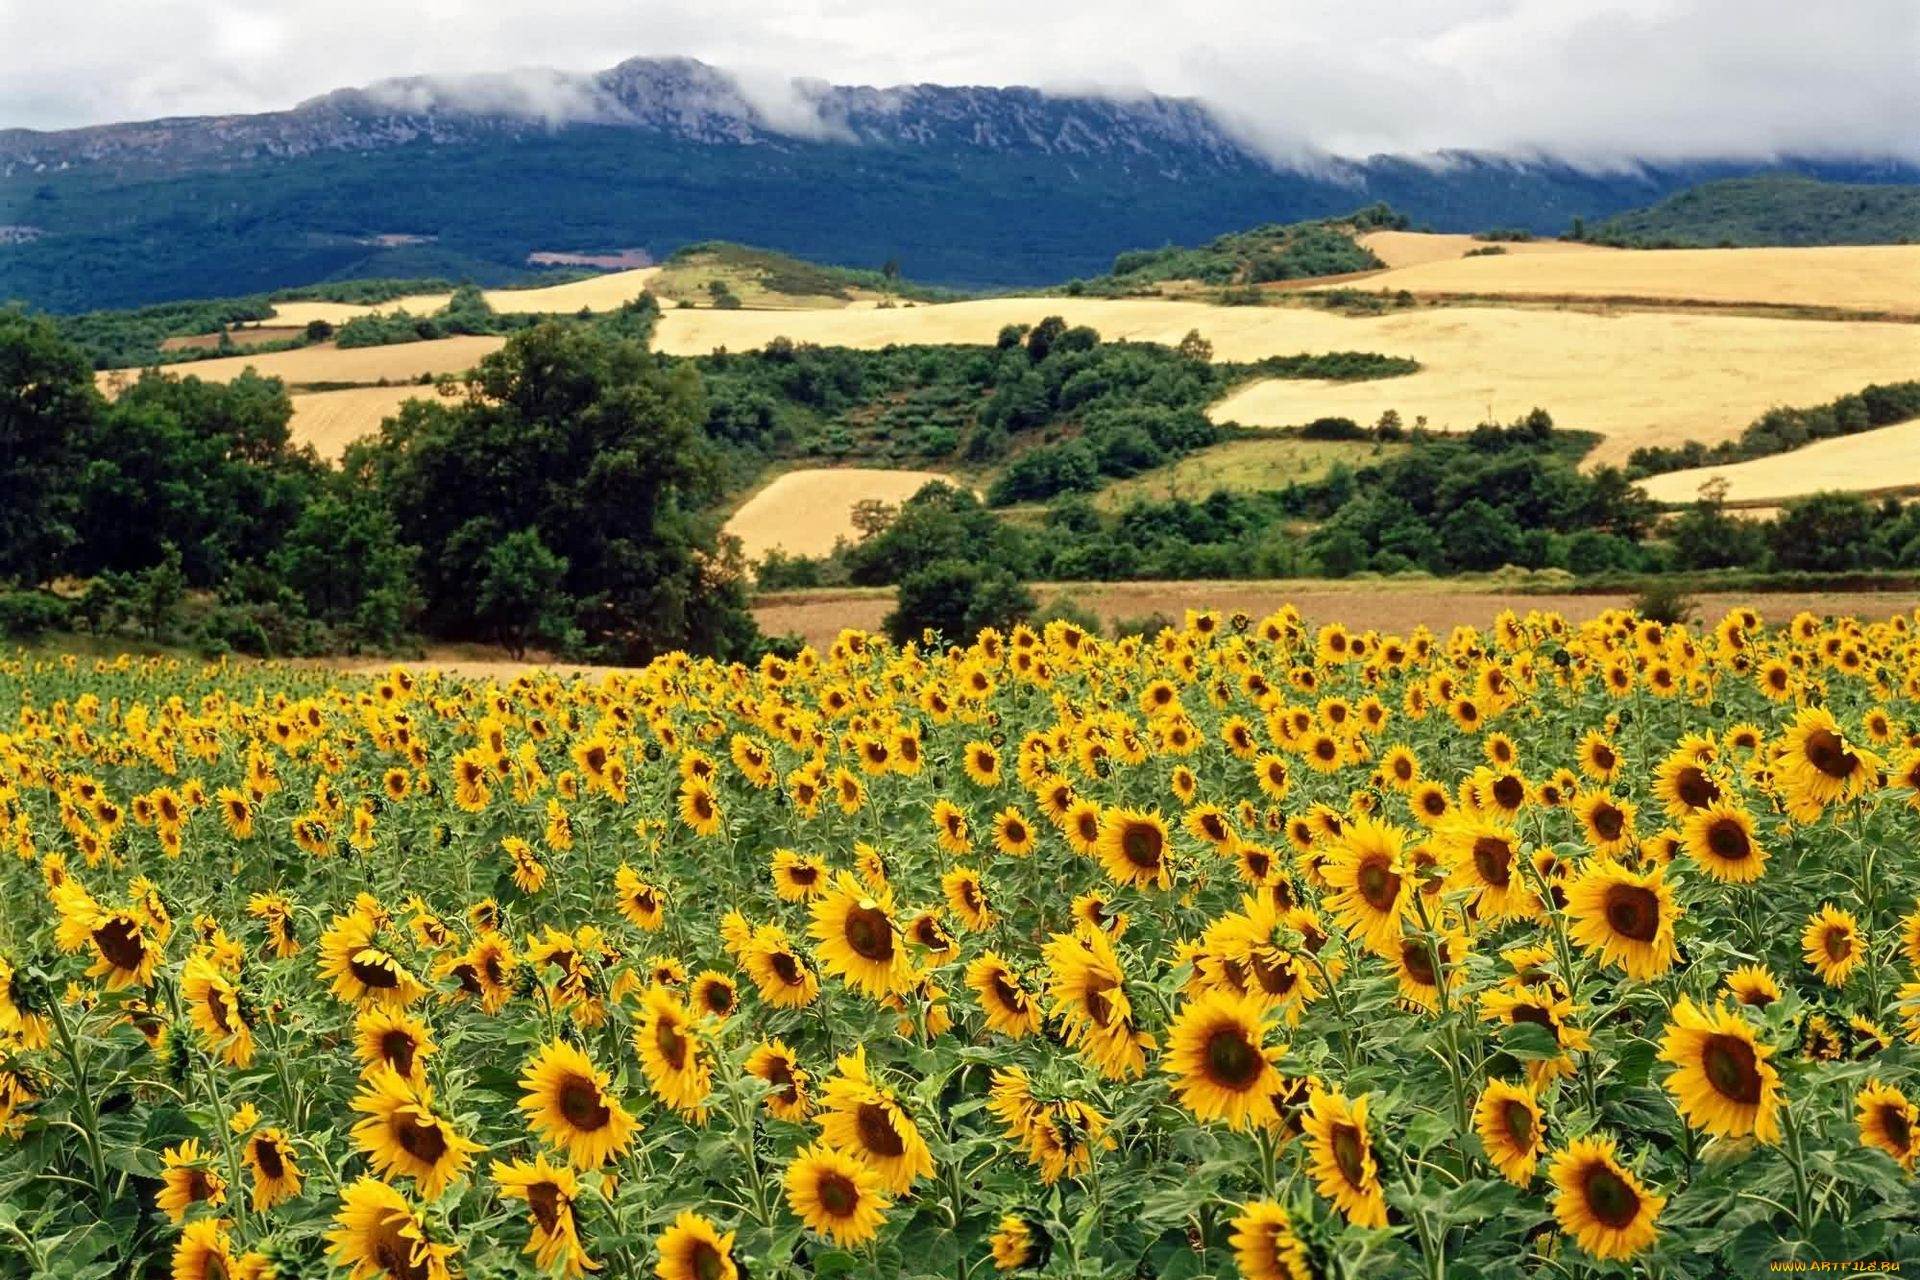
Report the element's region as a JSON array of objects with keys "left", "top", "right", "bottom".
[
  {"left": 1102, "top": 211, "right": 1390, "bottom": 286},
  {"left": 0, "top": 312, "right": 90, "bottom": 581},
  {"left": 353, "top": 322, "right": 760, "bottom": 662},
  {"left": 45, "top": 296, "right": 281, "bottom": 369},
  {"left": 670, "top": 242, "right": 960, "bottom": 303},
  {"left": 0, "top": 589, "right": 73, "bottom": 638},
  {"left": 475, "top": 529, "right": 573, "bottom": 658},
  {"left": 885, "top": 558, "right": 1036, "bottom": 645},
  {"left": 1628, "top": 381, "right": 1920, "bottom": 477},
  {"left": 1593, "top": 174, "right": 1920, "bottom": 247},
  {"left": 1630, "top": 581, "right": 1696, "bottom": 625}
]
